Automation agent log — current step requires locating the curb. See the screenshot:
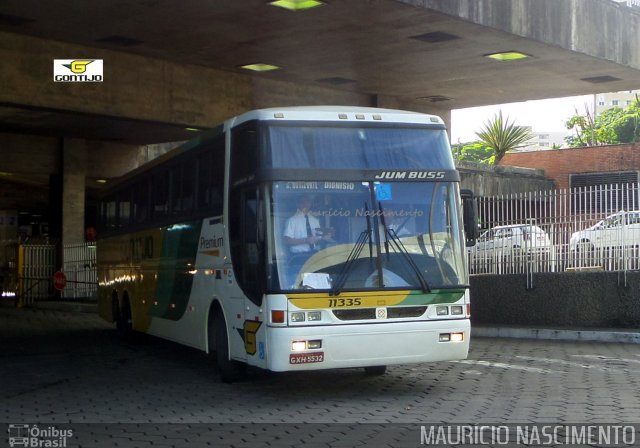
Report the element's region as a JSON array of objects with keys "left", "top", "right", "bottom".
[{"left": 472, "top": 326, "right": 640, "bottom": 344}]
